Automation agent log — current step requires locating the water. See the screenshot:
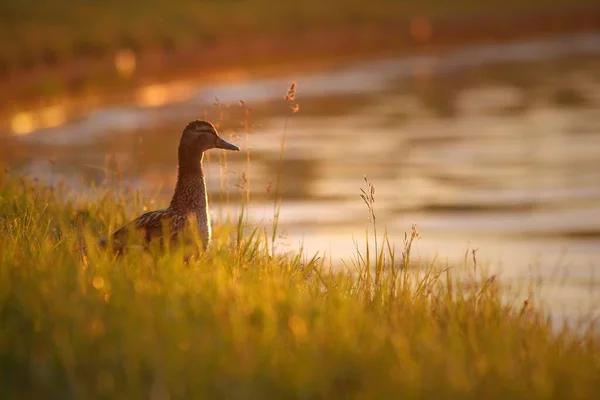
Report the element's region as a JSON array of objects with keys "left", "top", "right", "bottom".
[{"left": 2, "top": 33, "right": 600, "bottom": 317}]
